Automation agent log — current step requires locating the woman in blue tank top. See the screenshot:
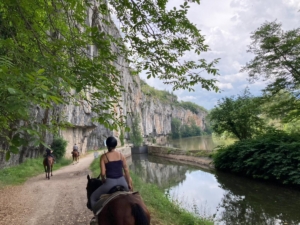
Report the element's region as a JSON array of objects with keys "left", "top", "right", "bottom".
[{"left": 90, "top": 136, "right": 133, "bottom": 210}]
